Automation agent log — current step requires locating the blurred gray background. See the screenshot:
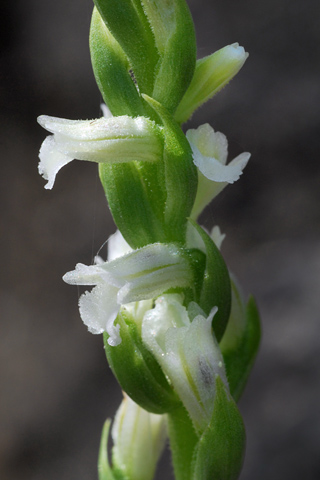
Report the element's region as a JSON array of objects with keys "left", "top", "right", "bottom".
[{"left": 1, "top": 0, "right": 319, "bottom": 479}]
